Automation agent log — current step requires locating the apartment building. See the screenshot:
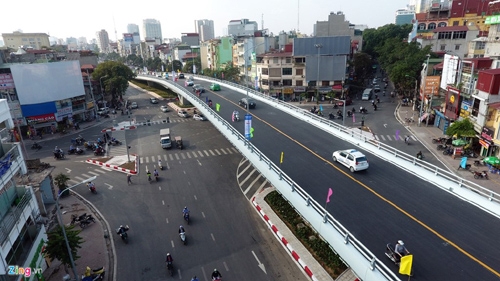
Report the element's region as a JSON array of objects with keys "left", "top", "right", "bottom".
[{"left": 1, "top": 32, "right": 50, "bottom": 50}]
